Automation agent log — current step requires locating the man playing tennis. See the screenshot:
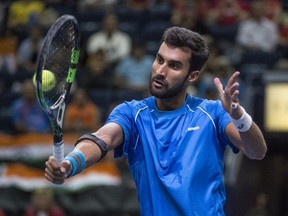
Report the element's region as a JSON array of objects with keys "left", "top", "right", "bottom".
[{"left": 45, "top": 27, "right": 267, "bottom": 215}]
